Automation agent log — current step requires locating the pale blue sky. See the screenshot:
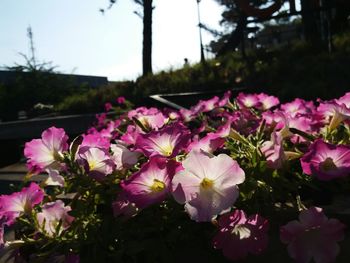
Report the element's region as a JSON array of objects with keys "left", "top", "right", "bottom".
[{"left": 0, "top": 0, "right": 224, "bottom": 81}]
